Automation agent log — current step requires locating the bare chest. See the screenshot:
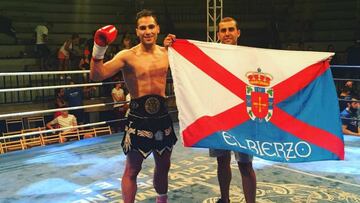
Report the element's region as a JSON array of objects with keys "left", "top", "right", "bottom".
[{"left": 127, "top": 53, "right": 169, "bottom": 79}]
